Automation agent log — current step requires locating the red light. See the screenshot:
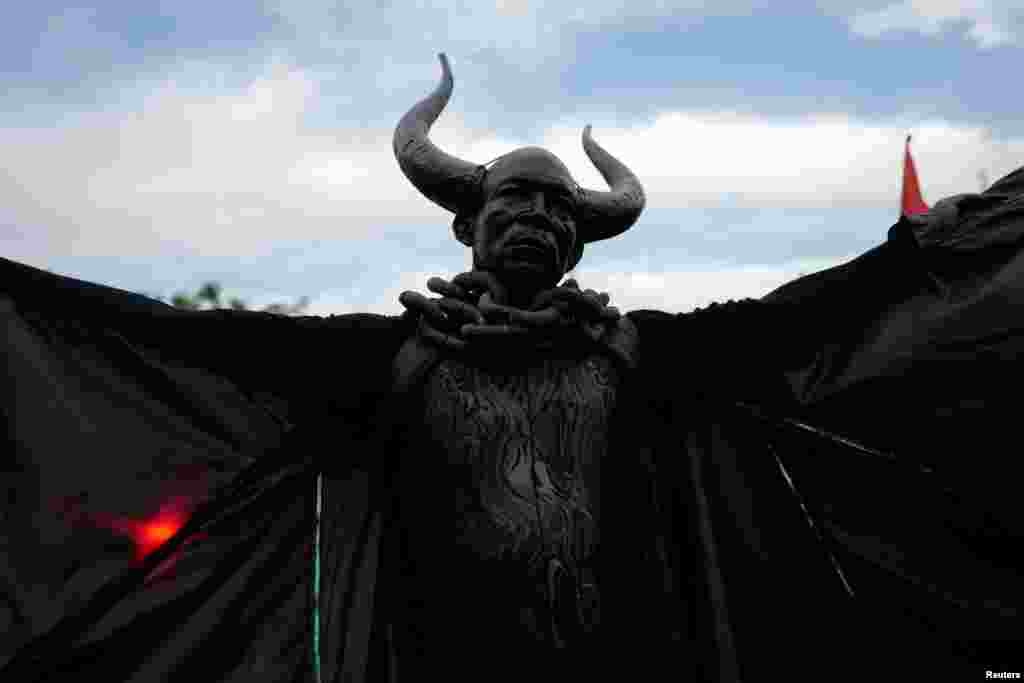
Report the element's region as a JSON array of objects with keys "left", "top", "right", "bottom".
[
  {"left": 50, "top": 465, "right": 210, "bottom": 583},
  {"left": 133, "top": 513, "right": 185, "bottom": 560},
  {"left": 143, "top": 521, "right": 179, "bottom": 544}
]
